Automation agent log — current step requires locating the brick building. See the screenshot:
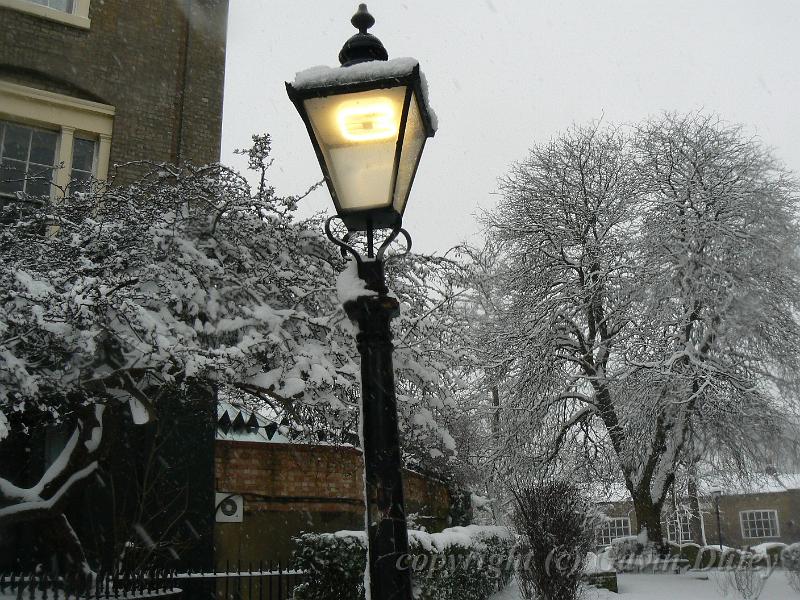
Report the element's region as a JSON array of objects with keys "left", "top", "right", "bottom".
[
  {"left": 596, "top": 476, "right": 800, "bottom": 548},
  {"left": 0, "top": 0, "right": 228, "bottom": 572},
  {"left": 0, "top": 0, "right": 228, "bottom": 198},
  {"left": 214, "top": 404, "right": 452, "bottom": 564}
]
